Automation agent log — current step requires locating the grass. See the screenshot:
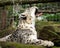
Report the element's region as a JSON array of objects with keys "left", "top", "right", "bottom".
[
  {"left": 0, "top": 42, "right": 60, "bottom": 48},
  {"left": 0, "top": 42, "right": 46, "bottom": 48},
  {"left": 35, "top": 20, "right": 60, "bottom": 32},
  {"left": 52, "top": 46, "right": 60, "bottom": 48}
]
